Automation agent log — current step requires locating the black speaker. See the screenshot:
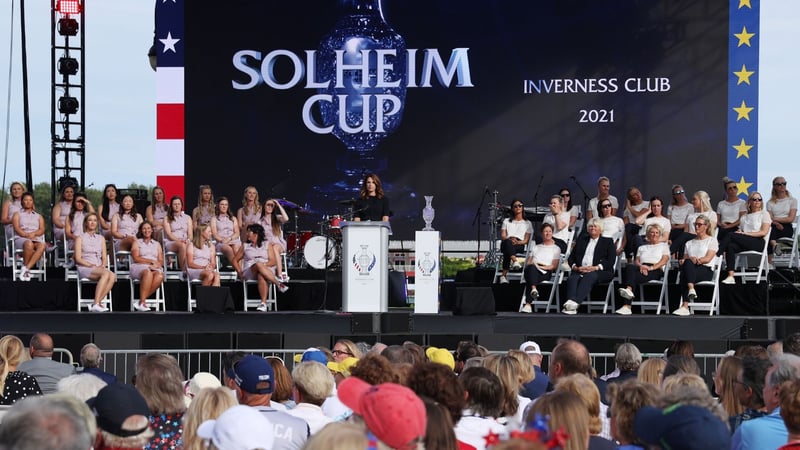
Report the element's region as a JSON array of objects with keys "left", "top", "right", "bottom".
[
  {"left": 195, "top": 286, "right": 235, "bottom": 313},
  {"left": 388, "top": 270, "right": 408, "bottom": 307},
  {"left": 453, "top": 287, "right": 496, "bottom": 315}
]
